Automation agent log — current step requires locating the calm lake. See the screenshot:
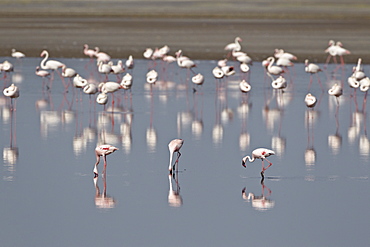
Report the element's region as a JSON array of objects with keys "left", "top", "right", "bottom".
[{"left": 1, "top": 55, "right": 369, "bottom": 247}]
